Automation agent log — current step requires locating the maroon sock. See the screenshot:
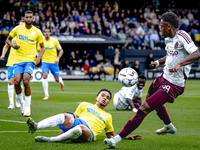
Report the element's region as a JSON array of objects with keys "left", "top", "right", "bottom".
[
  {"left": 156, "top": 105, "right": 171, "bottom": 125},
  {"left": 119, "top": 109, "right": 146, "bottom": 138}
]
